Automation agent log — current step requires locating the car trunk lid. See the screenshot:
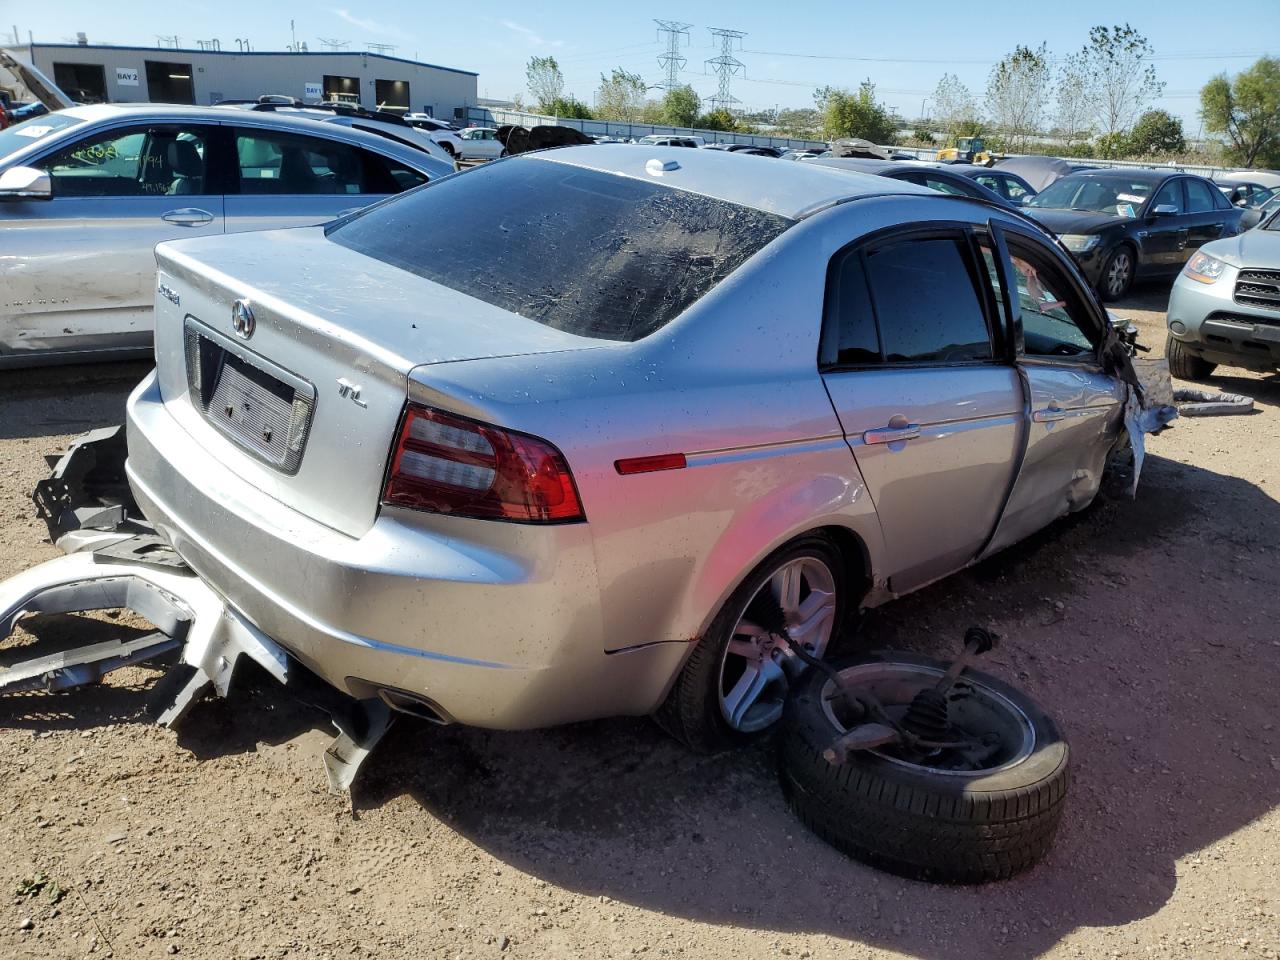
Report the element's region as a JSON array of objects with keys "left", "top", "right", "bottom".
[{"left": 151, "top": 226, "right": 603, "bottom": 538}]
